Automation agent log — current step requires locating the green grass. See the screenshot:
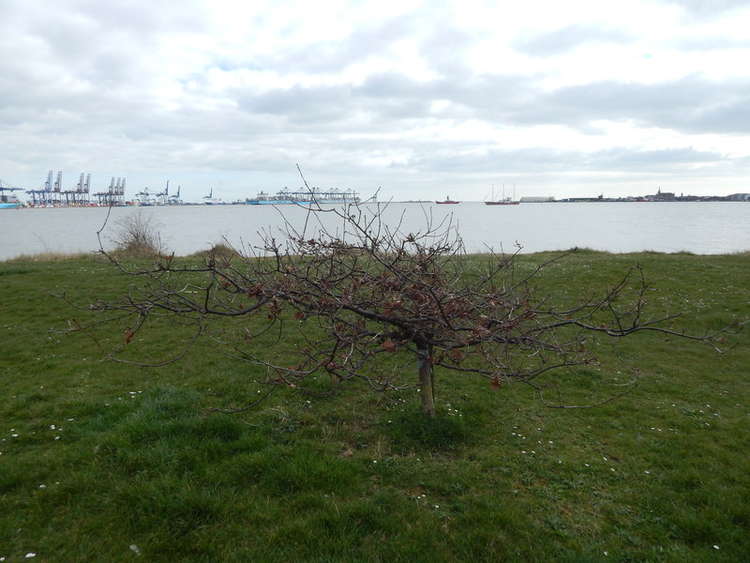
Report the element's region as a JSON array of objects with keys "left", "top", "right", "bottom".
[{"left": 1, "top": 251, "right": 748, "bottom": 561}]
